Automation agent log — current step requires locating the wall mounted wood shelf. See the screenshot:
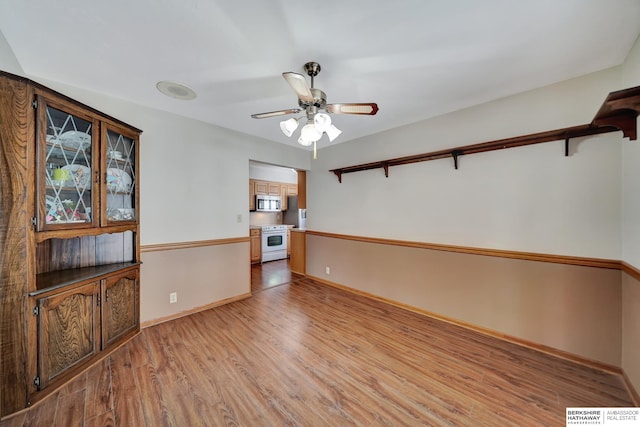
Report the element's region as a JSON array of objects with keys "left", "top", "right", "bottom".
[{"left": 330, "top": 86, "right": 640, "bottom": 182}]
